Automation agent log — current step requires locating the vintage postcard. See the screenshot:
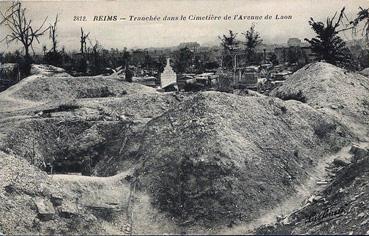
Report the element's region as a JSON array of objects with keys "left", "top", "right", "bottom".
[{"left": 0, "top": 0, "right": 369, "bottom": 235}]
